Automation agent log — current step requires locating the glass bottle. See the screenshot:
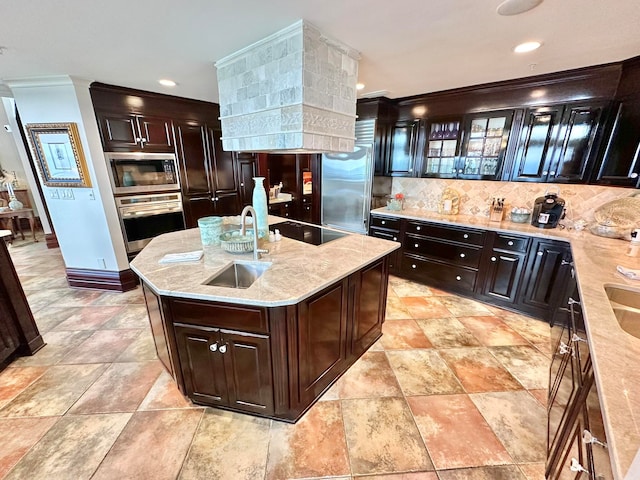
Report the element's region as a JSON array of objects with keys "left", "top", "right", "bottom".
[{"left": 252, "top": 177, "right": 269, "bottom": 239}]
